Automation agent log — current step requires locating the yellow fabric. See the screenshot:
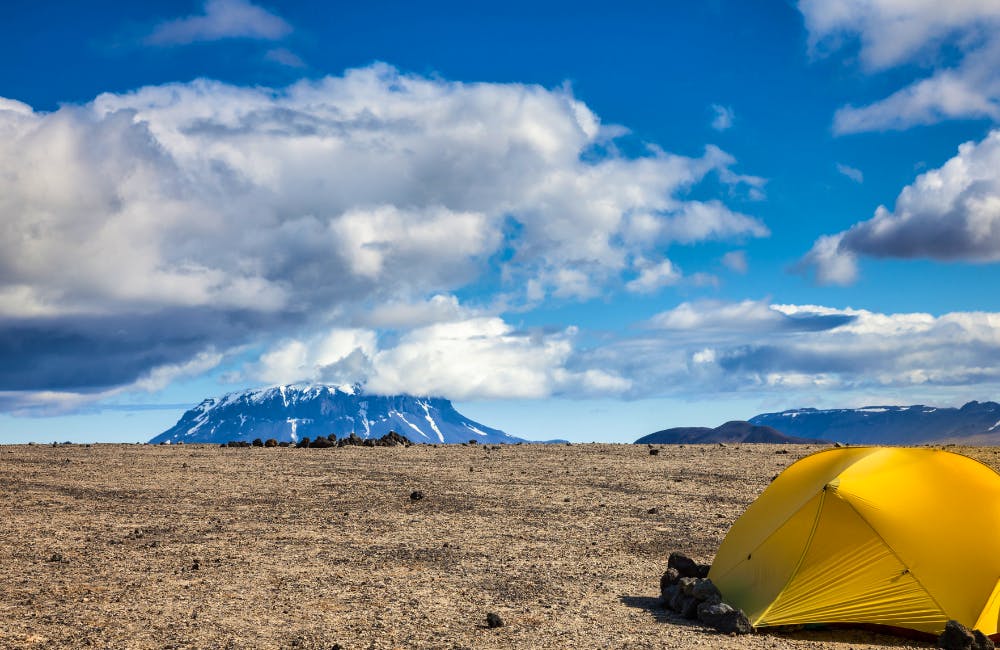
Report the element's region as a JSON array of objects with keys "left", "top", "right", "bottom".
[{"left": 709, "top": 447, "right": 1000, "bottom": 635}]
